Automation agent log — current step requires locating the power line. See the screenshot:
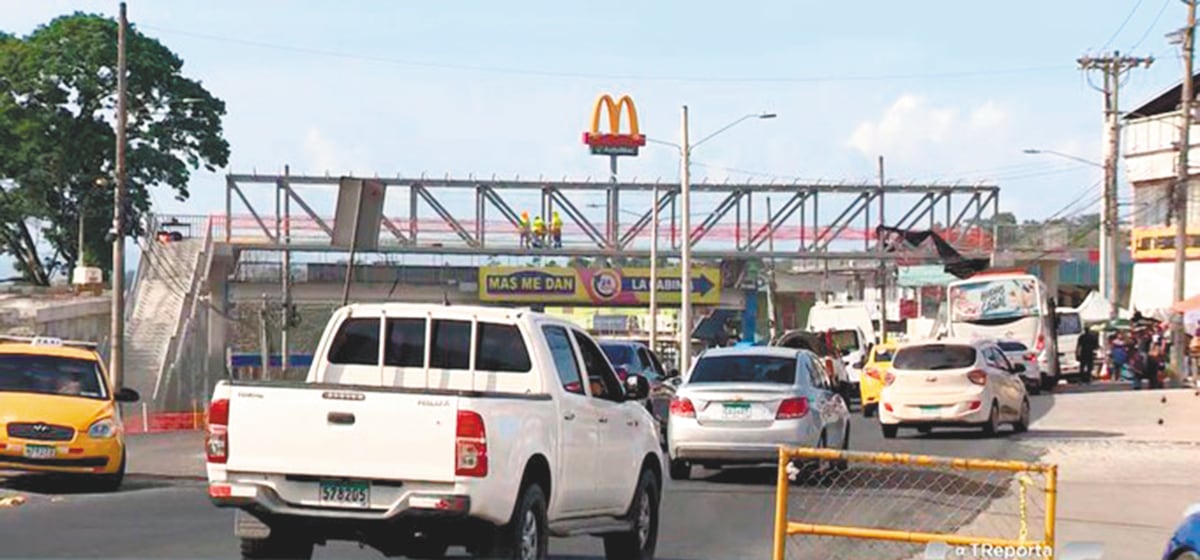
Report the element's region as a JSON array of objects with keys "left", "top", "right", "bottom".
[
  {"left": 140, "top": 23, "right": 1071, "bottom": 84},
  {"left": 1130, "top": 0, "right": 1172, "bottom": 51},
  {"left": 1101, "top": 0, "right": 1147, "bottom": 52}
]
